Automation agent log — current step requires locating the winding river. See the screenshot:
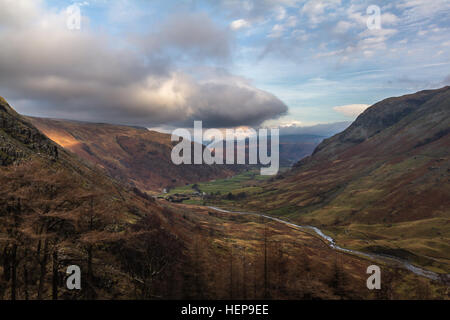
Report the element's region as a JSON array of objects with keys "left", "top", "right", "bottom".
[{"left": 207, "top": 206, "right": 448, "bottom": 282}]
